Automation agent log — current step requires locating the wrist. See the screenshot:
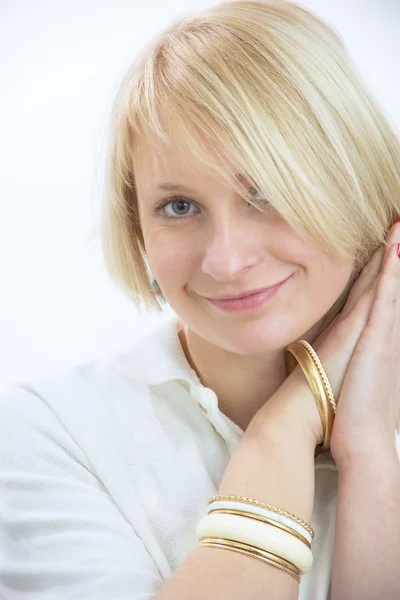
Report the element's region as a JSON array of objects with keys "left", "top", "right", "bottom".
[
  {"left": 331, "top": 431, "right": 399, "bottom": 473},
  {"left": 248, "top": 367, "right": 323, "bottom": 451},
  {"left": 247, "top": 398, "right": 317, "bottom": 458}
]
